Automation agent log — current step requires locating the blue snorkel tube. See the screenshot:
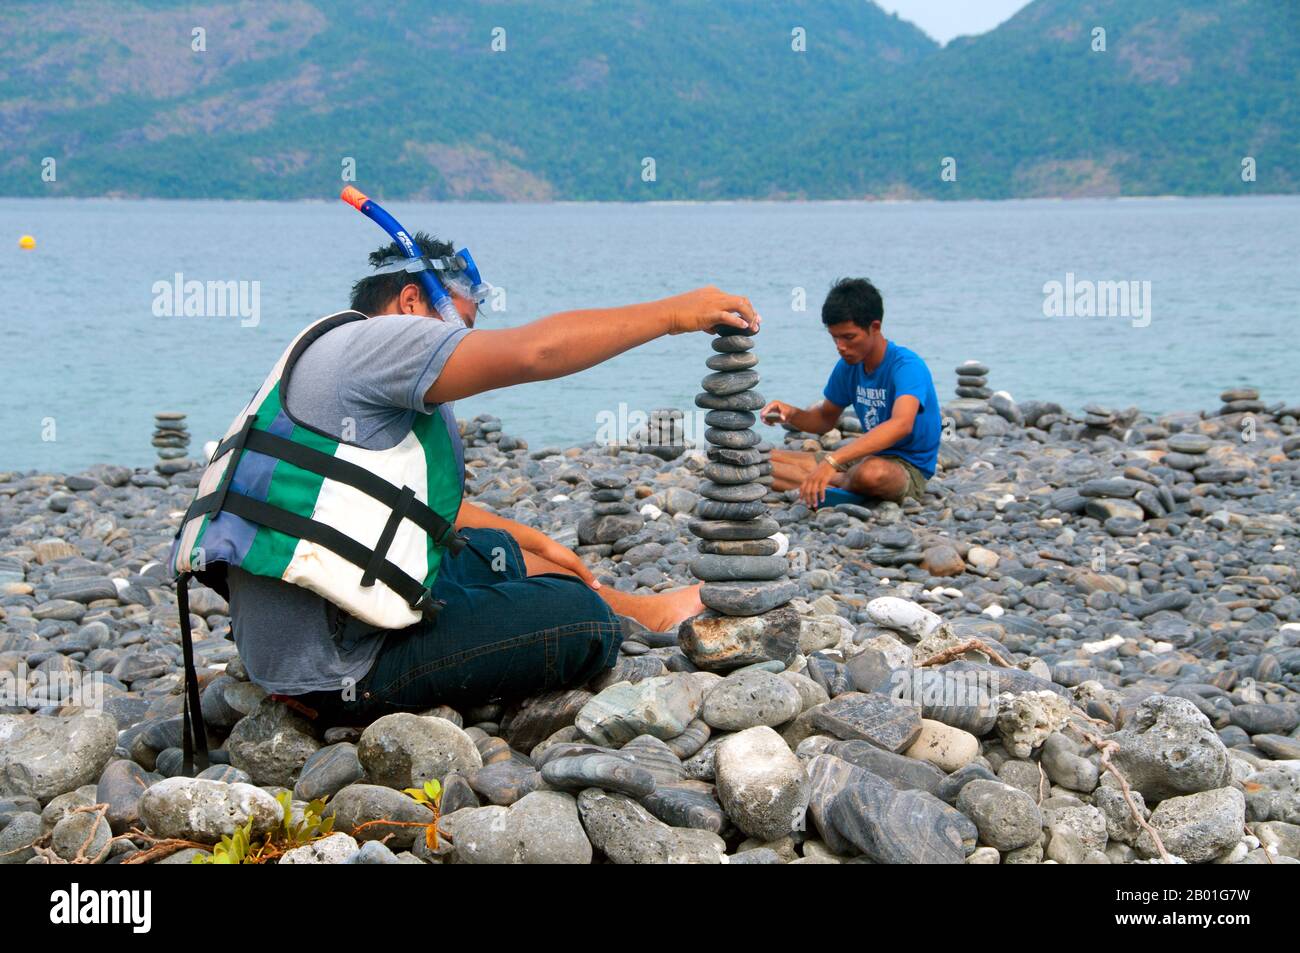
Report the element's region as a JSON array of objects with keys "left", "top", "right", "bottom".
[{"left": 341, "top": 186, "right": 470, "bottom": 328}]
